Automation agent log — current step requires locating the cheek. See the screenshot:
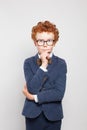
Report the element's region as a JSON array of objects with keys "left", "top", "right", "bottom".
[
  {"left": 36, "top": 46, "right": 42, "bottom": 52},
  {"left": 48, "top": 46, "right": 54, "bottom": 50}
]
